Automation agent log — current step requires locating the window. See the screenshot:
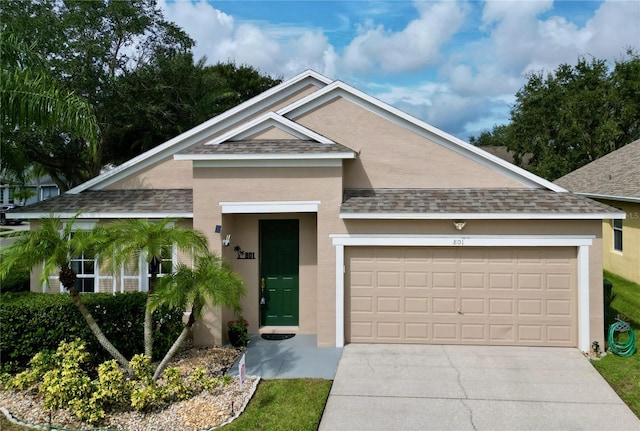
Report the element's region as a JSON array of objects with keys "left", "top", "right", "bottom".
[
  {"left": 71, "top": 249, "right": 96, "bottom": 293},
  {"left": 147, "top": 245, "right": 174, "bottom": 278},
  {"left": 613, "top": 218, "right": 623, "bottom": 252}
]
